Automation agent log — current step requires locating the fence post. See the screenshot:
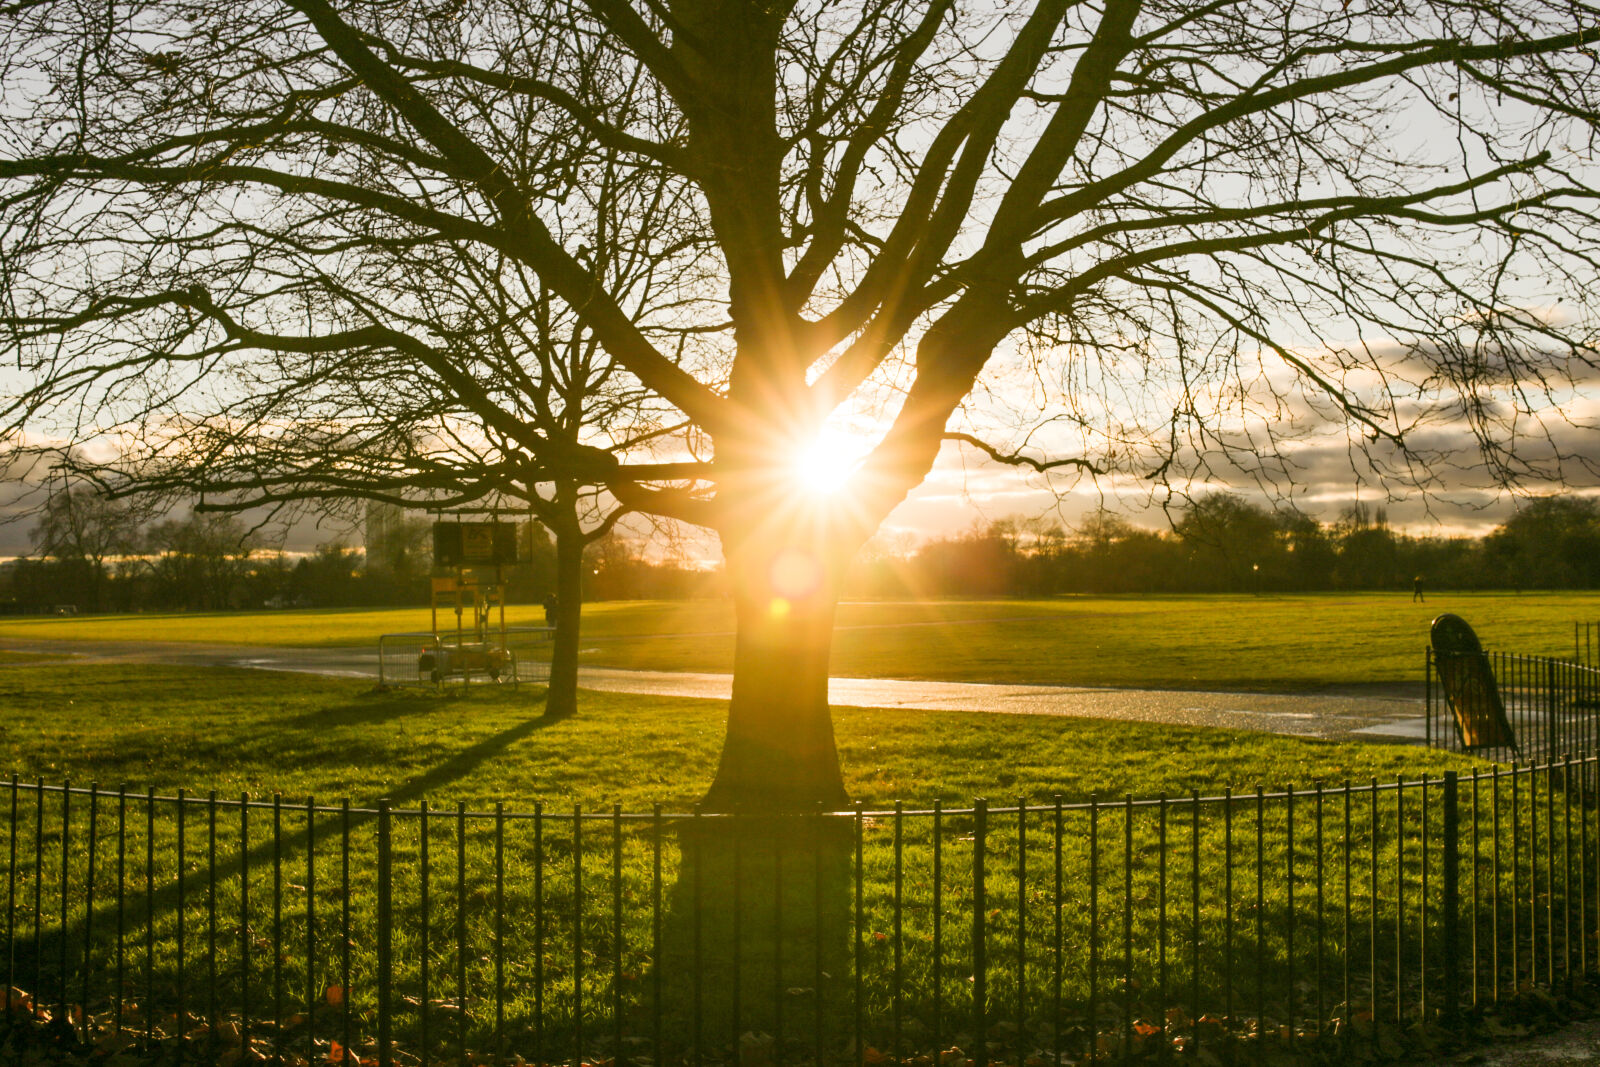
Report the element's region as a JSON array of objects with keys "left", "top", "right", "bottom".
[
  {"left": 1426, "top": 648, "right": 1433, "bottom": 749},
  {"left": 1548, "top": 660, "right": 1560, "bottom": 760},
  {"left": 973, "top": 798, "right": 987, "bottom": 1067},
  {"left": 377, "top": 798, "right": 392, "bottom": 1067},
  {"left": 1443, "top": 771, "right": 1460, "bottom": 1025}
]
